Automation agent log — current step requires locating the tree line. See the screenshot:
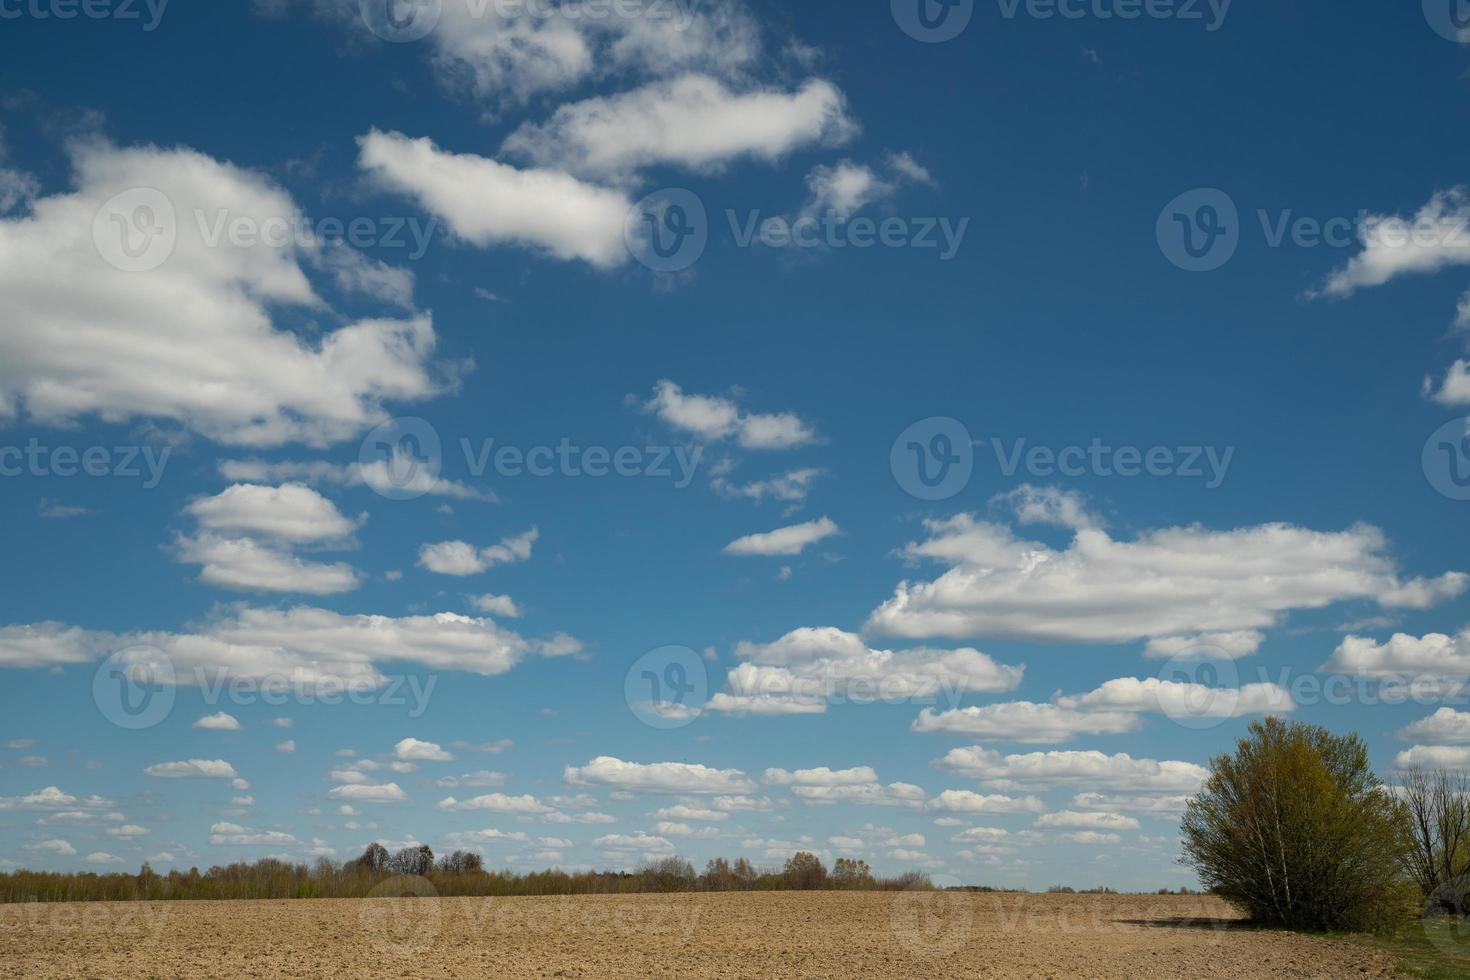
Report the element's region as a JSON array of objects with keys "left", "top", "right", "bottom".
[{"left": 0, "top": 847, "right": 931, "bottom": 904}]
